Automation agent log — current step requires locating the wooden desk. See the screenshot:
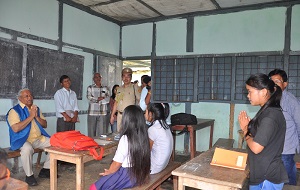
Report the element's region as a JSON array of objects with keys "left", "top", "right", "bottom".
[
  {"left": 171, "top": 118, "right": 215, "bottom": 160},
  {"left": 172, "top": 148, "right": 248, "bottom": 190},
  {"left": 6, "top": 178, "right": 28, "bottom": 190},
  {"left": 45, "top": 141, "right": 118, "bottom": 190}
]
